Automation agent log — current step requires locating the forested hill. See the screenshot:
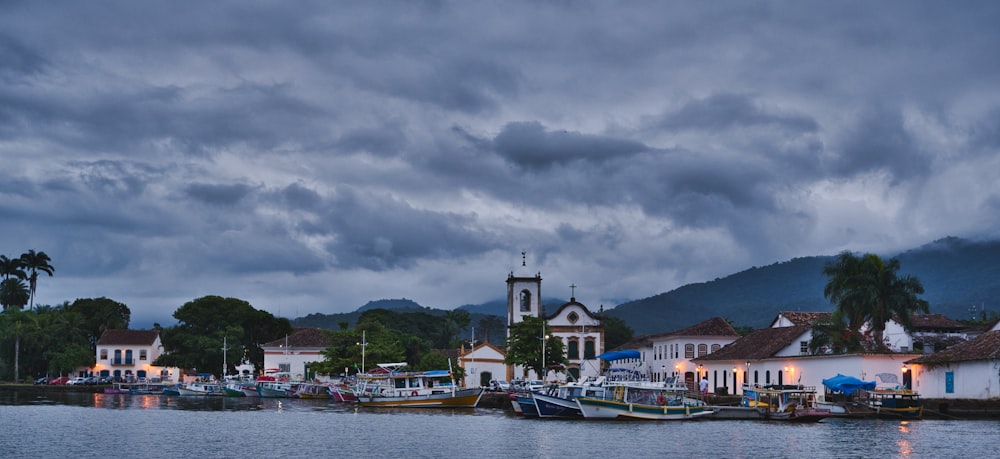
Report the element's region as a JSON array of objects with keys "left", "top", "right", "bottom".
[{"left": 606, "top": 236, "right": 1000, "bottom": 335}]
